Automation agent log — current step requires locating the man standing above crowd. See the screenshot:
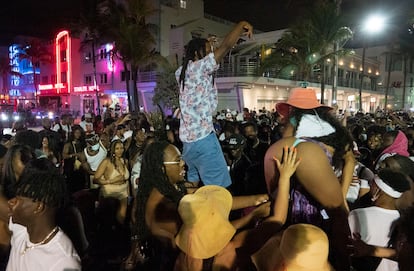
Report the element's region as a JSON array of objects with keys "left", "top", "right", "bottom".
[{"left": 176, "top": 20, "right": 253, "bottom": 188}]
